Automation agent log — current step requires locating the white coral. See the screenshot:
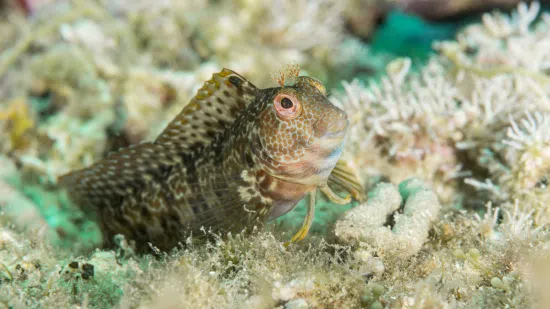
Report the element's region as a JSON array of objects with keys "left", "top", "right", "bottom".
[
  {"left": 473, "top": 202, "right": 502, "bottom": 242},
  {"left": 504, "top": 111, "right": 550, "bottom": 152},
  {"left": 501, "top": 112, "right": 550, "bottom": 192},
  {"left": 480, "top": 1, "right": 540, "bottom": 38},
  {"left": 500, "top": 200, "right": 543, "bottom": 242},
  {"left": 332, "top": 58, "right": 463, "bottom": 164},
  {"left": 331, "top": 59, "right": 464, "bottom": 201},
  {"left": 456, "top": 2, "right": 550, "bottom": 74},
  {"left": 334, "top": 178, "right": 441, "bottom": 259},
  {"left": 332, "top": 2, "right": 550, "bottom": 213}
]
